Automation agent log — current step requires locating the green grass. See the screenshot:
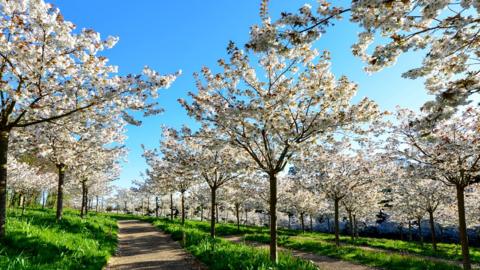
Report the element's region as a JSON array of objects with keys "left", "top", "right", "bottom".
[
  {"left": 294, "top": 232, "right": 480, "bottom": 264},
  {"left": 245, "top": 233, "right": 462, "bottom": 270},
  {"left": 152, "top": 218, "right": 318, "bottom": 270},
  {"left": 0, "top": 208, "right": 118, "bottom": 270}
]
